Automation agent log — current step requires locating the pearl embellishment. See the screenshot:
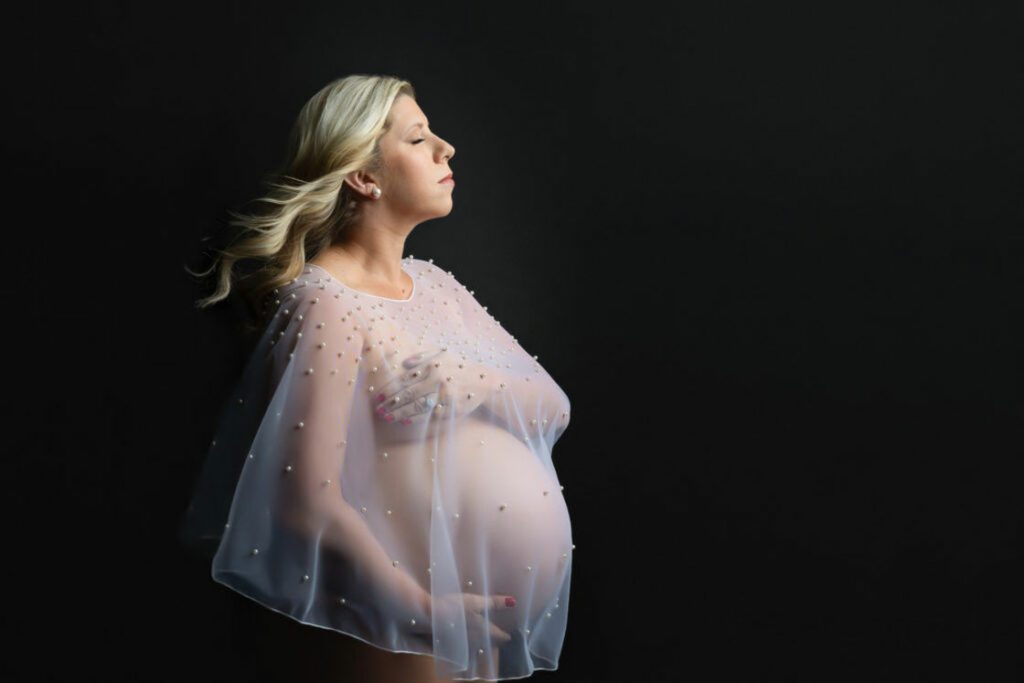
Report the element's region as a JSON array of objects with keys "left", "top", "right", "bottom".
[{"left": 210, "top": 256, "right": 573, "bottom": 678}]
